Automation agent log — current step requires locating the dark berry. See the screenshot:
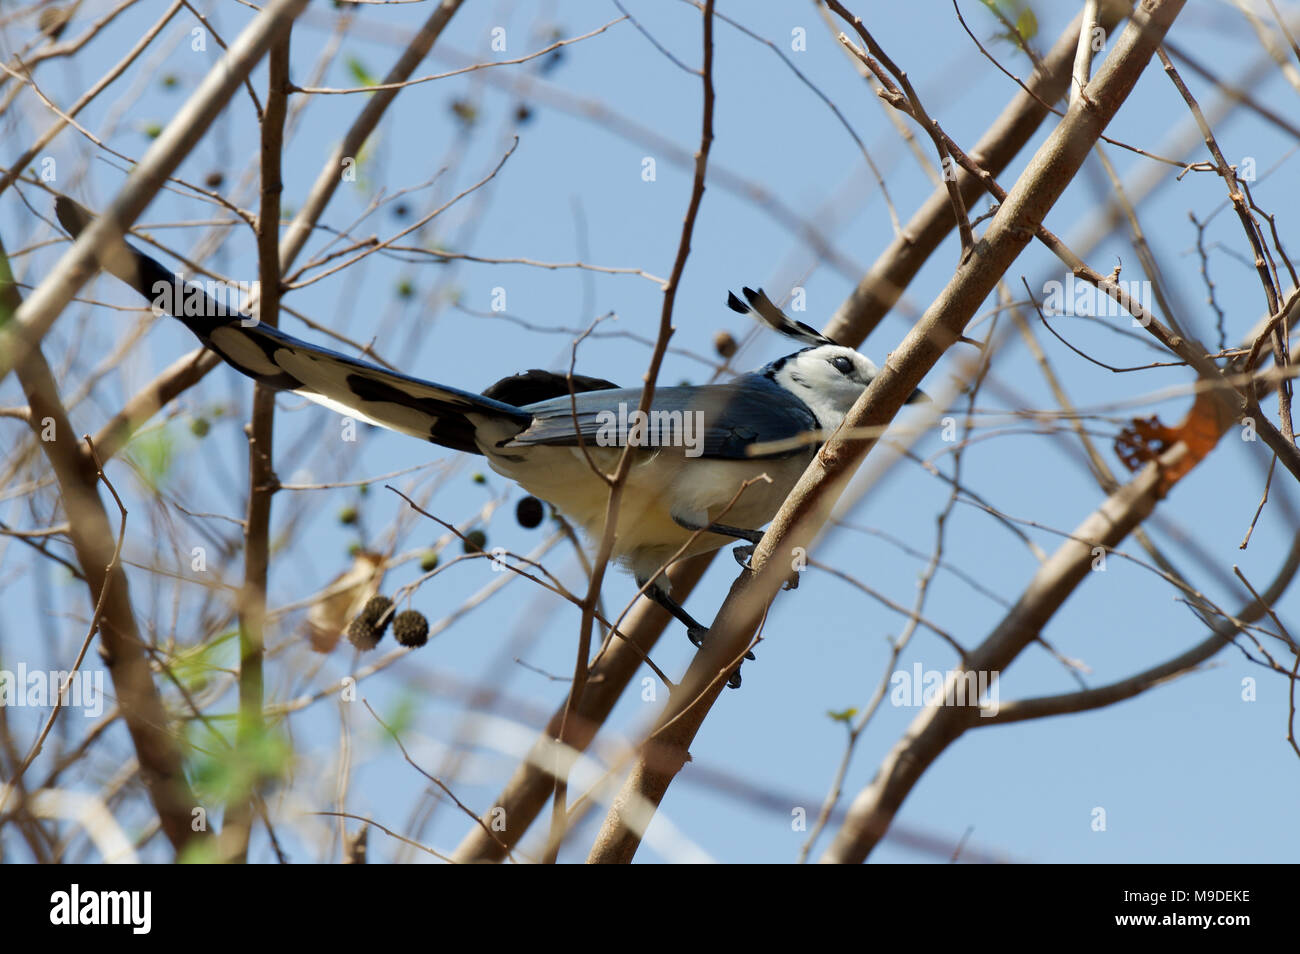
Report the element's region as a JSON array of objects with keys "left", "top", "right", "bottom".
[
  {"left": 515, "top": 496, "right": 544, "bottom": 529},
  {"left": 393, "top": 610, "right": 429, "bottom": 648}
]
